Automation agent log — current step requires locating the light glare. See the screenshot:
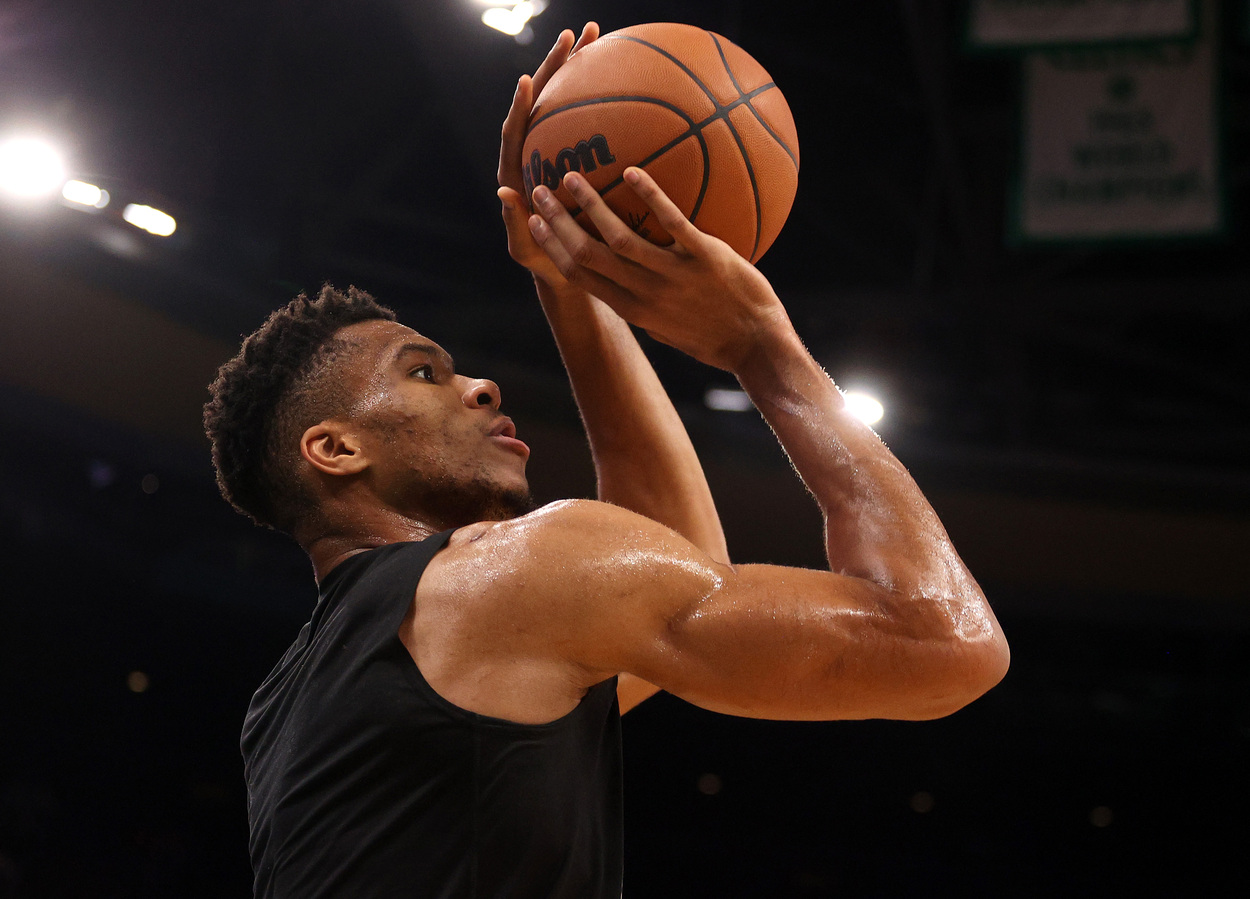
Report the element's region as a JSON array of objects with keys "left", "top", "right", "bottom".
[
  {"left": 843, "top": 390, "right": 884, "bottom": 426},
  {"left": 0, "top": 137, "right": 66, "bottom": 198},
  {"left": 704, "top": 387, "right": 754, "bottom": 412},
  {"left": 62, "top": 179, "right": 110, "bottom": 209},
  {"left": 122, "top": 203, "right": 177, "bottom": 237},
  {"left": 480, "top": 1, "right": 544, "bottom": 36},
  {"left": 482, "top": 6, "right": 526, "bottom": 35}
]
